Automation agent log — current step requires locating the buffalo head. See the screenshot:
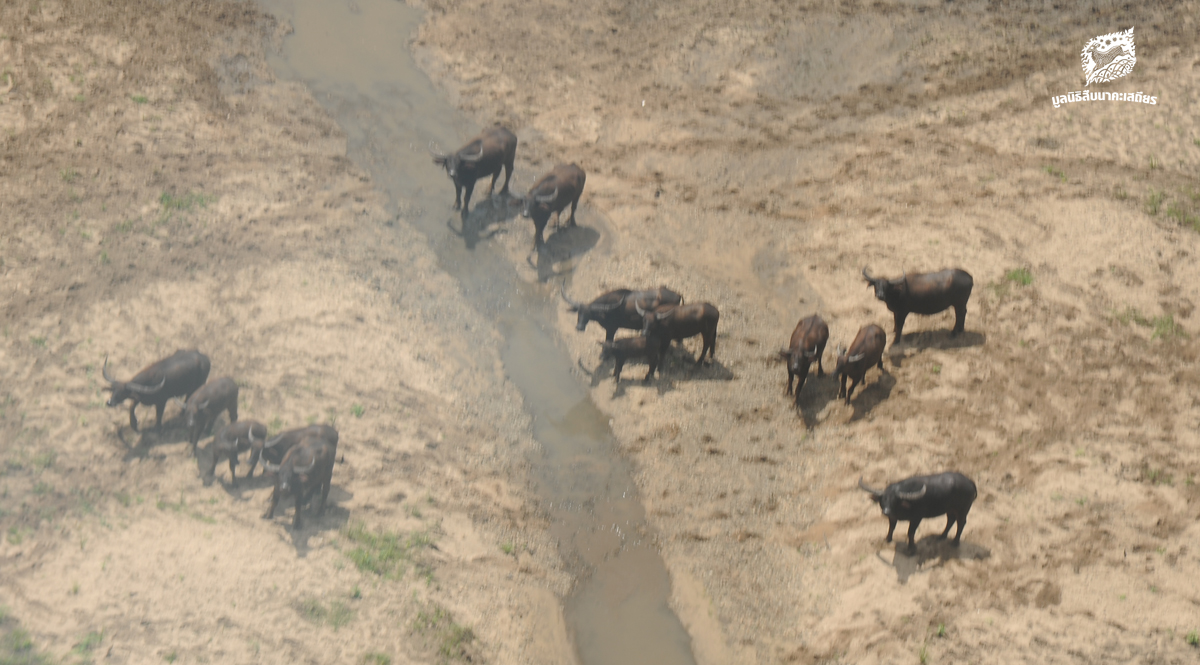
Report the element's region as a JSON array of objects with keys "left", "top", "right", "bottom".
[
  {"left": 862, "top": 267, "right": 908, "bottom": 304},
  {"left": 430, "top": 141, "right": 484, "bottom": 181},
  {"left": 102, "top": 355, "right": 165, "bottom": 406}
]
